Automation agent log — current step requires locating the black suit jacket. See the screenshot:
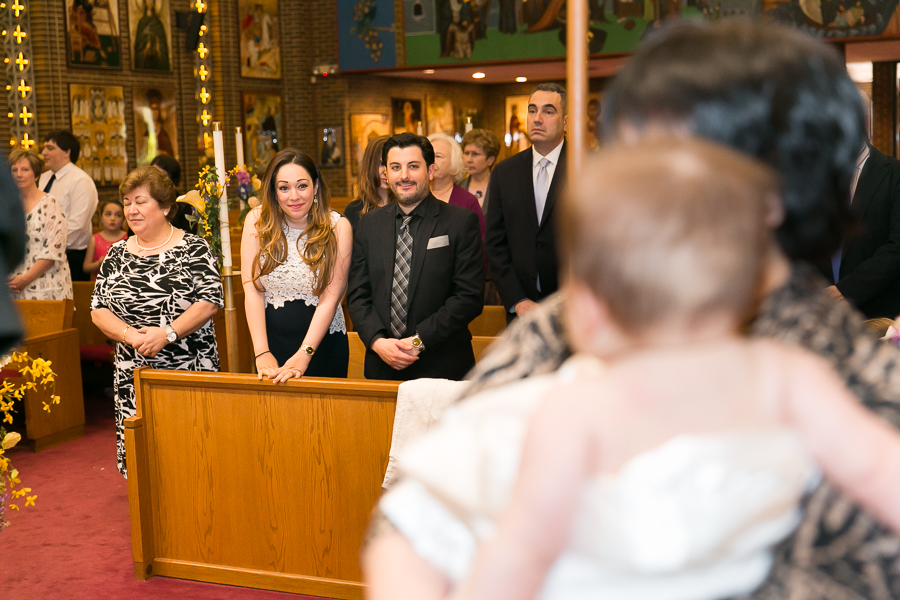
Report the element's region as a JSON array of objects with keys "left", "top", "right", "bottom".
[
  {"left": 832, "top": 146, "right": 900, "bottom": 318},
  {"left": 348, "top": 194, "right": 485, "bottom": 381},
  {"left": 485, "top": 142, "right": 566, "bottom": 311}
]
